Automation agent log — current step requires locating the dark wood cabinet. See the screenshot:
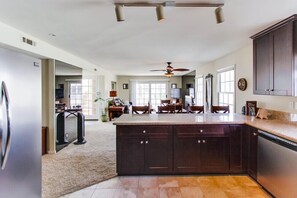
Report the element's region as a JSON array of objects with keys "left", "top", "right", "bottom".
[
  {"left": 42, "top": 127, "right": 47, "bottom": 155},
  {"left": 174, "top": 131, "right": 198, "bottom": 173},
  {"left": 199, "top": 137, "right": 229, "bottom": 173},
  {"left": 117, "top": 125, "right": 172, "bottom": 175},
  {"left": 116, "top": 124, "right": 249, "bottom": 175},
  {"left": 252, "top": 15, "right": 297, "bottom": 96},
  {"left": 246, "top": 125, "right": 258, "bottom": 180},
  {"left": 253, "top": 33, "right": 273, "bottom": 95},
  {"left": 173, "top": 125, "right": 229, "bottom": 174},
  {"left": 229, "top": 125, "right": 246, "bottom": 173}
]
